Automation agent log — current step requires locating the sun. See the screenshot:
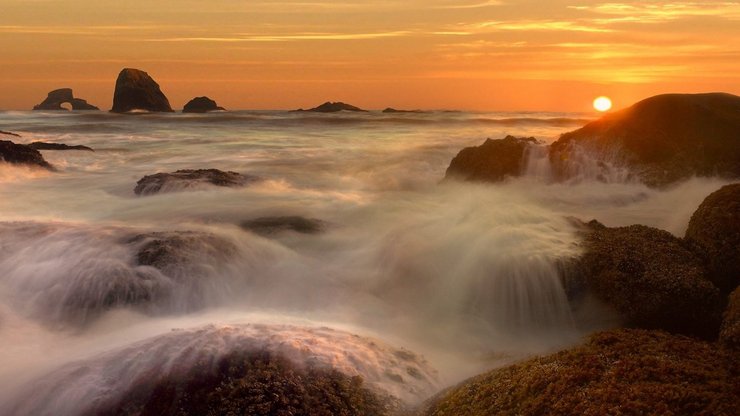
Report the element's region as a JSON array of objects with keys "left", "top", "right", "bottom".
[{"left": 593, "top": 96, "right": 612, "bottom": 112}]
